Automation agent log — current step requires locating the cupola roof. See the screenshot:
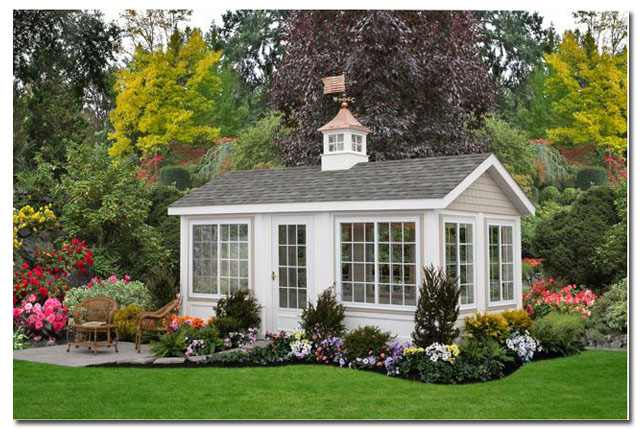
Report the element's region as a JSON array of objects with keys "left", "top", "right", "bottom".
[{"left": 317, "top": 102, "right": 371, "bottom": 133}]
